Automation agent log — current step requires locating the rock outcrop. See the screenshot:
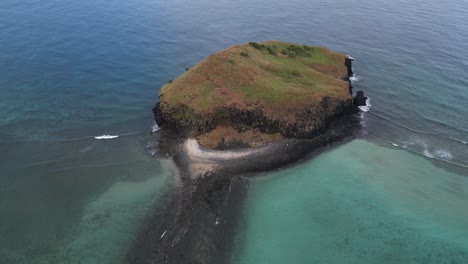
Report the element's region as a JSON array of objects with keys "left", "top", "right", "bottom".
[
  {"left": 141, "top": 41, "right": 369, "bottom": 264},
  {"left": 154, "top": 41, "right": 364, "bottom": 149},
  {"left": 353, "top": 90, "right": 368, "bottom": 106}
]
